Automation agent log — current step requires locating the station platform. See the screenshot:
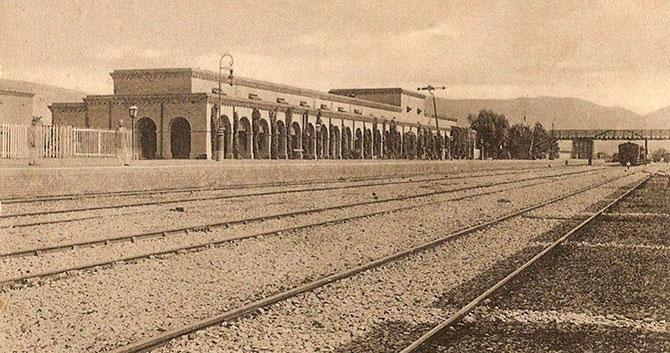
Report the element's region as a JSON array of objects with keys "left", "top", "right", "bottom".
[{"left": 0, "top": 158, "right": 596, "bottom": 199}]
